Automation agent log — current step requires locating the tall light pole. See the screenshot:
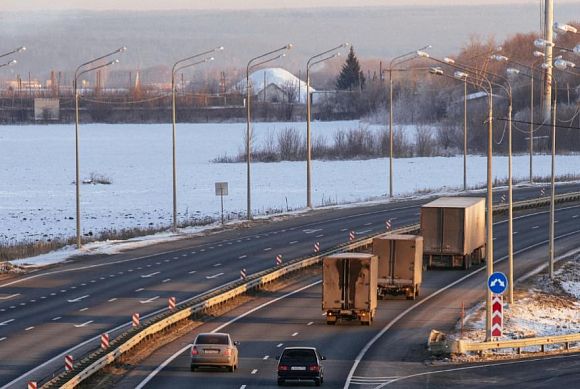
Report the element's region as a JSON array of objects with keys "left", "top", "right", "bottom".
[
  {"left": 74, "top": 47, "right": 125, "bottom": 248},
  {"left": 387, "top": 45, "right": 431, "bottom": 198},
  {"left": 246, "top": 44, "right": 293, "bottom": 220},
  {"left": 542, "top": 0, "right": 554, "bottom": 121},
  {"left": 423, "top": 53, "right": 495, "bottom": 340},
  {"left": 0, "top": 46, "right": 26, "bottom": 60},
  {"left": 306, "top": 43, "right": 349, "bottom": 209},
  {"left": 170, "top": 46, "right": 223, "bottom": 231},
  {"left": 0, "top": 59, "right": 17, "bottom": 69}
]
